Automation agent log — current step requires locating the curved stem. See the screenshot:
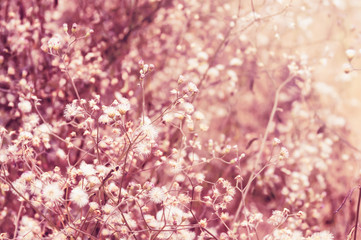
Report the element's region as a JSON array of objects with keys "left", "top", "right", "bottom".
[
  {"left": 141, "top": 80, "right": 145, "bottom": 124},
  {"left": 354, "top": 187, "right": 361, "bottom": 240},
  {"left": 233, "top": 75, "right": 294, "bottom": 225},
  {"left": 13, "top": 201, "right": 24, "bottom": 239}
]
